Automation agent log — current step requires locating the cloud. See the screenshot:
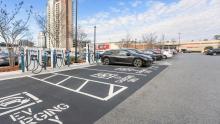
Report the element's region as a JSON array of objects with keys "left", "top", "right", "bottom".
[
  {"left": 131, "top": 0, "right": 142, "bottom": 7},
  {"left": 118, "top": 1, "right": 125, "bottom": 6},
  {"left": 80, "top": 0, "right": 220, "bottom": 42}
]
